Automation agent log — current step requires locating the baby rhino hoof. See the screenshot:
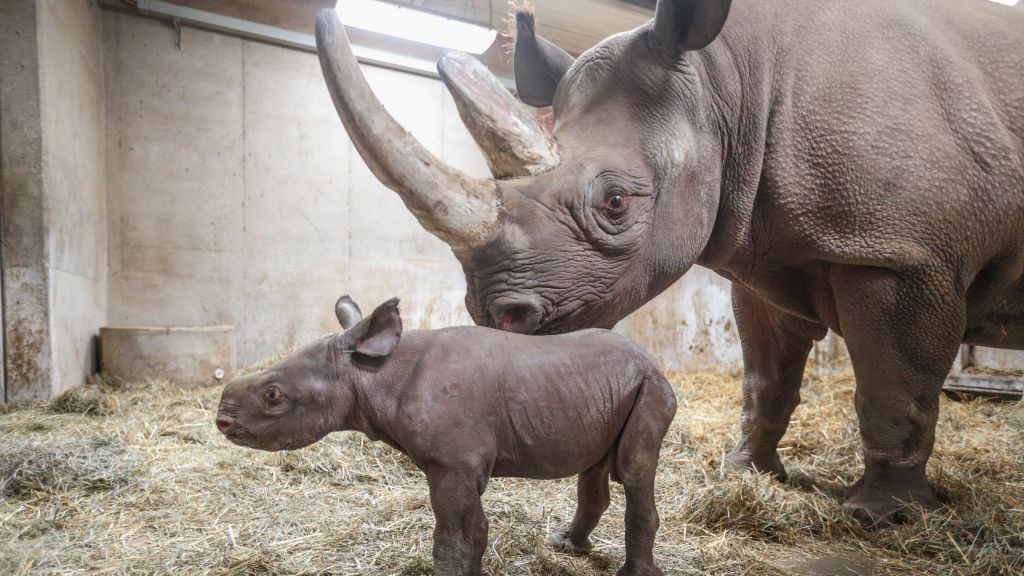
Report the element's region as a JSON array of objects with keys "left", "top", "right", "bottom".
[
  {"left": 616, "top": 560, "right": 665, "bottom": 576},
  {"left": 546, "top": 529, "right": 592, "bottom": 556}
]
